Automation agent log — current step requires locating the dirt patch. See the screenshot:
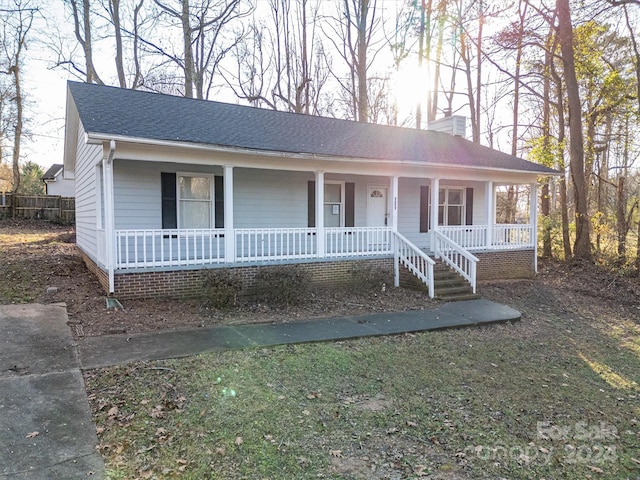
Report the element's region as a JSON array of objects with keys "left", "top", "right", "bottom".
[
  {"left": 3, "top": 219, "right": 639, "bottom": 340},
  {"left": 0, "top": 220, "right": 437, "bottom": 338}
]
